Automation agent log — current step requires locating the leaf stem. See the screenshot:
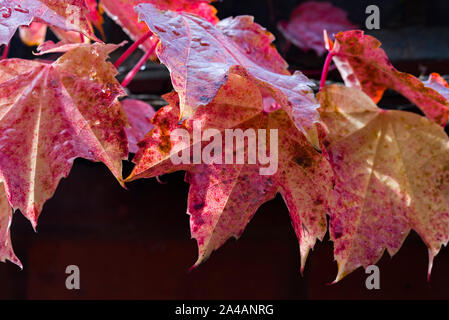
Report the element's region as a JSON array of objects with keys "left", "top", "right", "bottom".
[
  {"left": 121, "top": 41, "right": 157, "bottom": 88},
  {"left": 319, "top": 50, "right": 335, "bottom": 91},
  {"left": 2, "top": 42, "right": 10, "bottom": 60},
  {"left": 114, "top": 30, "right": 154, "bottom": 68}
]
